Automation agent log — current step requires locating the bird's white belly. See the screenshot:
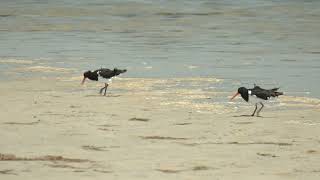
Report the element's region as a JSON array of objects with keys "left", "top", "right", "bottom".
[
  {"left": 99, "top": 77, "right": 114, "bottom": 84},
  {"left": 248, "top": 95, "right": 265, "bottom": 104}
]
